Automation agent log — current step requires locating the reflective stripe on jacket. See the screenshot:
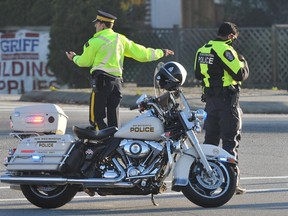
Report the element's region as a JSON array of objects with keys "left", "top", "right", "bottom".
[{"left": 73, "top": 29, "right": 164, "bottom": 77}]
